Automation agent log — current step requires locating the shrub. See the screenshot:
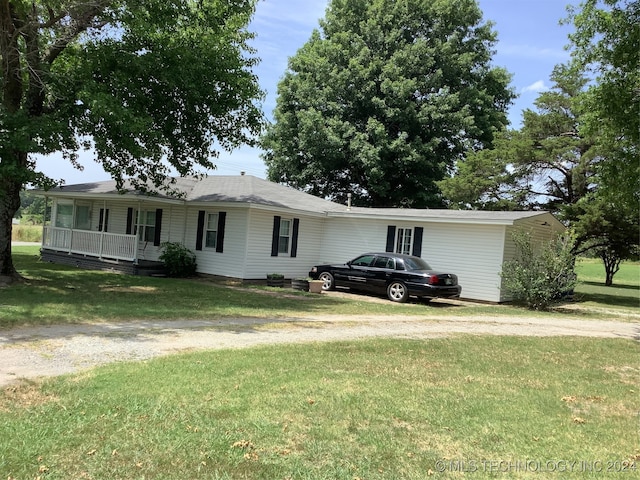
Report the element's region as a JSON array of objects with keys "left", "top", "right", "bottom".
[
  {"left": 159, "top": 242, "right": 197, "bottom": 277},
  {"left": 501, "top": 231, "right": 577, "bottom": 310}
]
